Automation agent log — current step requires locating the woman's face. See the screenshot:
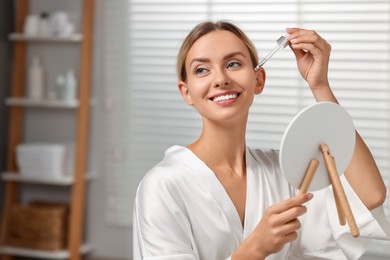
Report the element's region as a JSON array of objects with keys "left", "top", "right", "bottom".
[{"left": 178, "top": 30, "right": 265, "bottom": 123}]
